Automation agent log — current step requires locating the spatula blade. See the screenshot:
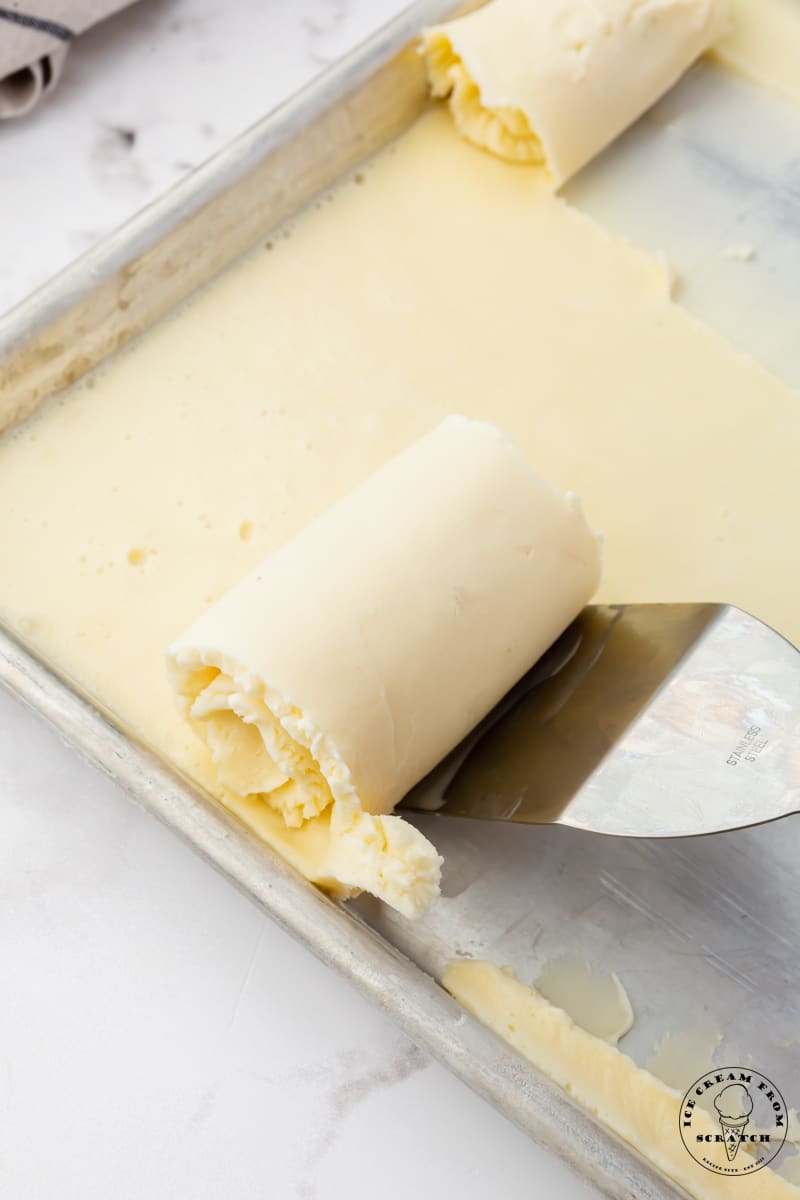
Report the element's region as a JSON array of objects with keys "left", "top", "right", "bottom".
[{"left": 402, "top": 604, "right": 800, "bottom": 838}]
